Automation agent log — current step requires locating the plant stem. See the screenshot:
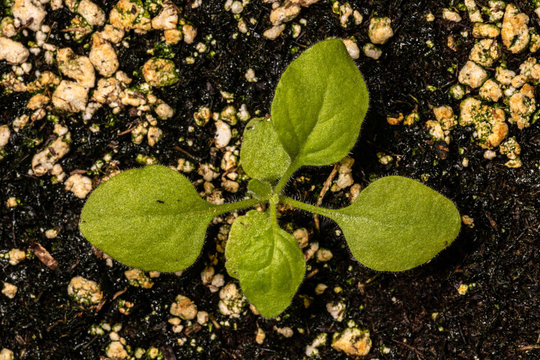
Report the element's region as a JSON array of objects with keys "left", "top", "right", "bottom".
[
  {"left": 212, "top": 198, "right": 262, "bottom": 216},
  {"left": 279, "top": 196, "right": 335, "bottom": 218},
  {"left": 269, "top": 194, "right": 279, "bottom": 227},
  {"left": 274, "top": 161, "right": 299, "bottom": 195}
]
